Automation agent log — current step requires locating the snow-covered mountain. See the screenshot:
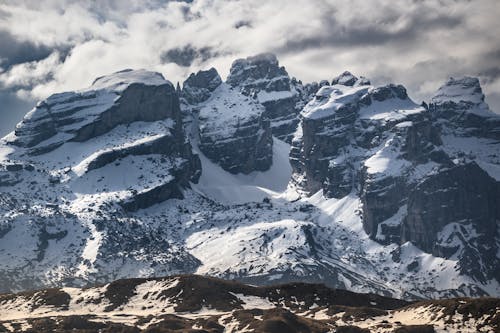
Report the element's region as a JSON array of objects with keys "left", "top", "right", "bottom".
[
  {"left": 1, "top": 274, "right": 498, "bottom": 333},
  {"left": 0, "top": 54, "right": 498, "bottom": 300}
]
